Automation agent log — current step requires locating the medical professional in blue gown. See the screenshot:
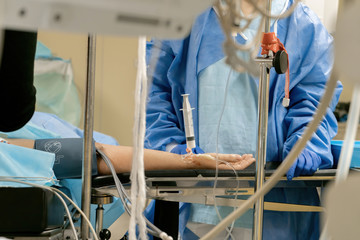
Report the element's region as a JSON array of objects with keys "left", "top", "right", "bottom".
[{"left": 145, "top": 0, "right": 343, "bottom": 239}]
